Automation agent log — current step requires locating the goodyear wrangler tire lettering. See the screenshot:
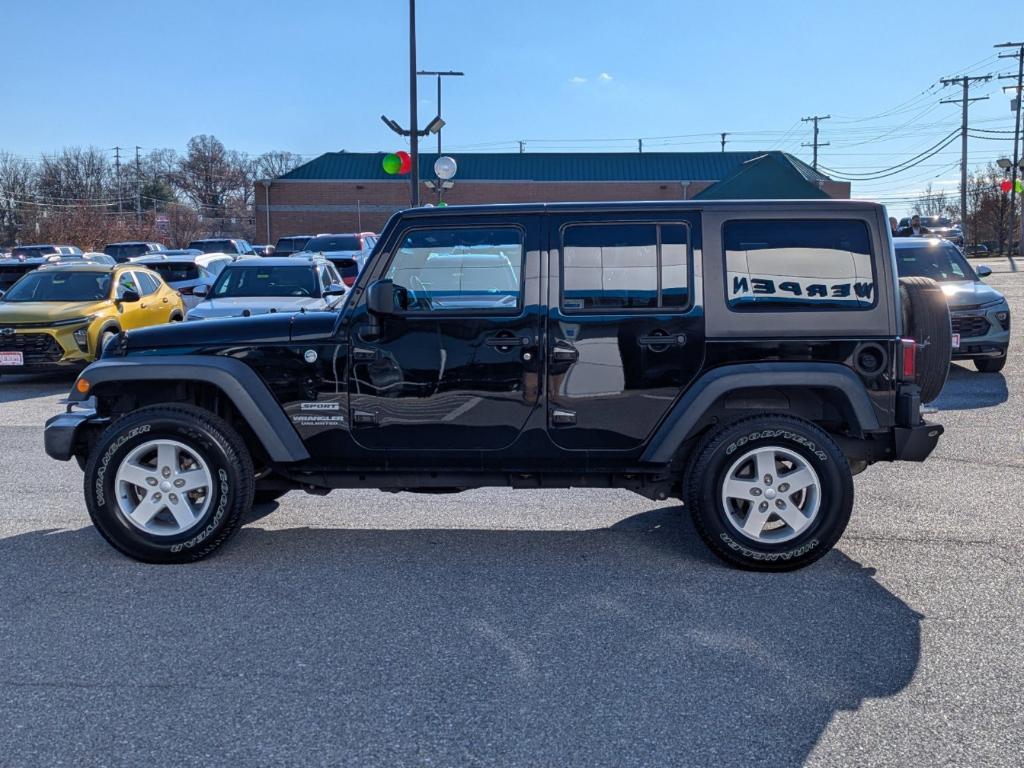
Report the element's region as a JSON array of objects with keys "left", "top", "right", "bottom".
[
  {"left": 683, "top": 414, "right": 854, "bottom": 572},
  {"left": 83, "top": 405, "right": 253, "bottom": 564}
]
